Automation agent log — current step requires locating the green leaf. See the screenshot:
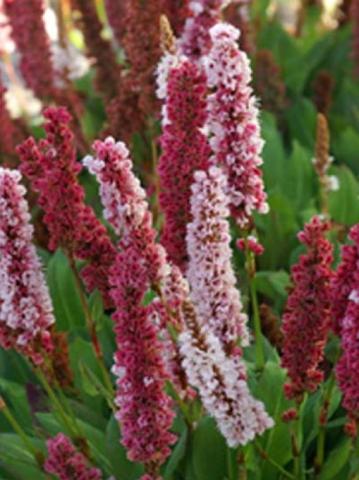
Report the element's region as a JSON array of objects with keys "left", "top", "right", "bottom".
[
  {"left": 78, "top": 362, "right": 101, "bottom": 397},
  {"left": 192, "top": 417, "right": 227, "bottom": 480},
  {"left": 105, "top": 416, "right": 144, "bottom": 480},
  {"left": 285, "top": 98, "right": 317, "bottom": 150},
  {"left": 254, "top": 270, "right": 290, "bottom": 301},
  {"left": 328, "top": 166, "right": 359, "bottom": 226},
  {"left": 253, "top": 362, "right": 292, "bottom": 477},
  {"left": 283, "top": 142, "right": 315, "bottom": 209},
  {"left": 261, "top": 112, "right": 287, "bottom": 192},
  {"left": 0, "top": 378, "right": 33, "bottom": 432},
  {"left": 332, "top": 127, "right": 359, "bottom": 175},
  {"left": 257, "top": 22, "right": 305, "bottom": 94},
  {"left": 69, "top": 337, "right": 106, "bottom": 410},
  {"left": 257, "top": 191, "right": 299, "bottom": 270},
  {"left": 319, "top": 438, "right": 352, "bottom": 480},
  {"left": 164, "top": 426, "right": 188, "bottom": 479},
  {"left": 0, "top": 433, "right": 45, "bottom": 480},
  {"left": 46, "top": 250, "right": 86, "bottom": 331},
  {"left": 89, "top": 290, "right": 104, "bottom": 324}
]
